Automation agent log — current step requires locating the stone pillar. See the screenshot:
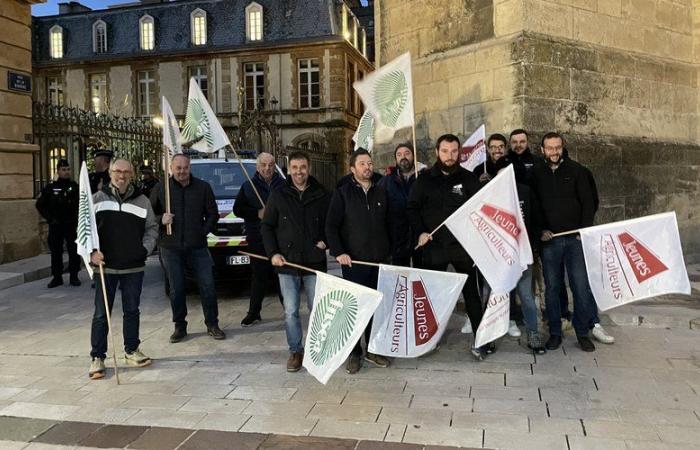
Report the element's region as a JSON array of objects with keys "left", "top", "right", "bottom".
[{"left": 0, "top": 0, "right": 44, "bottom": 263}]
